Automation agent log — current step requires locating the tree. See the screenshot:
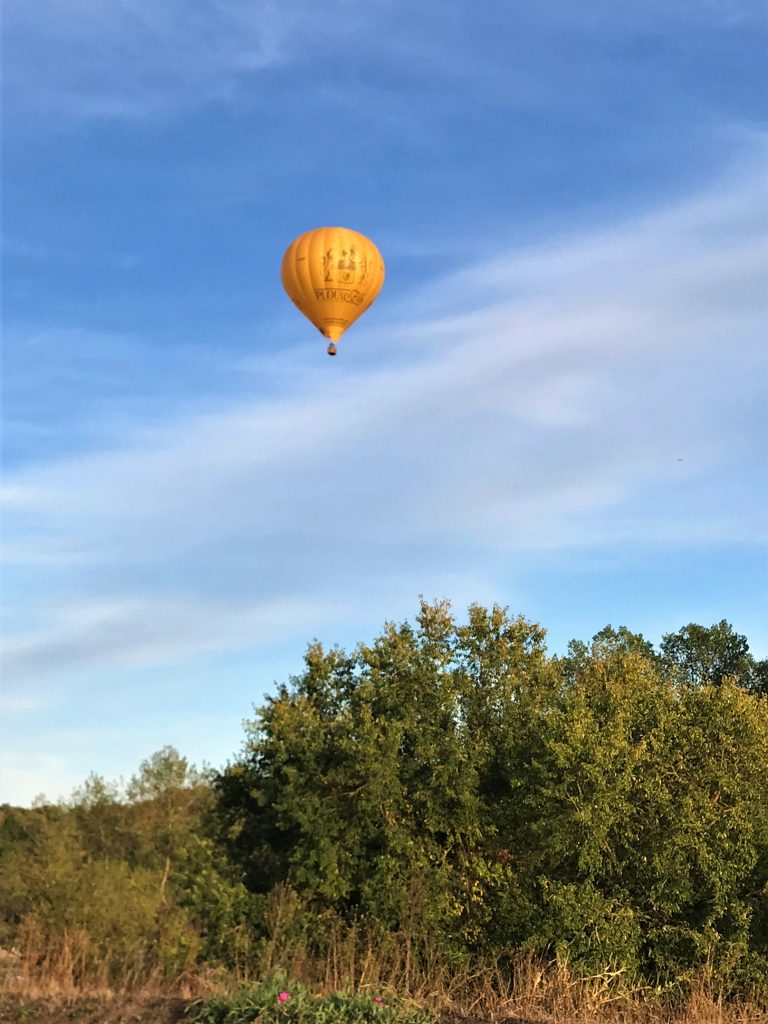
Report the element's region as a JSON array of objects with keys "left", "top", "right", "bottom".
[
  {"left": 214, "top": 601, "right": 550, "bottom": 947},
  {"left": 560, "top": 625, "right": 657, "bottom": 686},
  {"left": 660, "top": 621, "right": 755, "bottom": 688},
  {"left": 213, "top": 602, "right": 768, "bottom": 989},
  {"left": 750, "top": 659, "right": 768, "bottom": 697},
  {"left": 127, "top": 746, "right": 205, "bottom": 801}
]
